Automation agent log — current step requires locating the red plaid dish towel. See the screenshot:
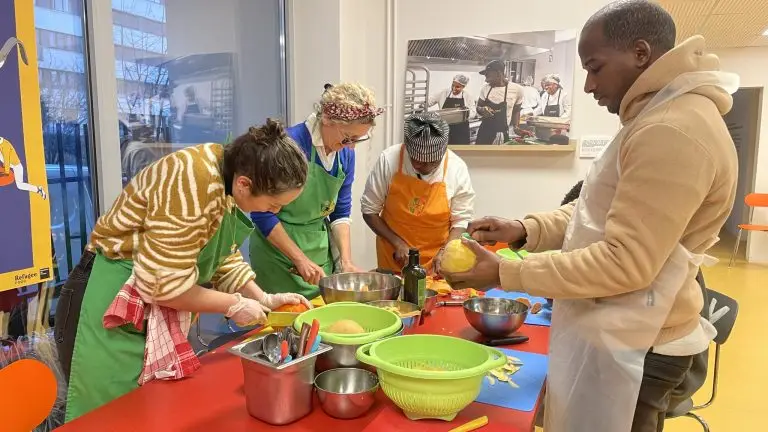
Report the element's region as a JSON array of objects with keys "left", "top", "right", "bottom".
[{"left": 103, "top": 276, "right": 201, "bottom": 385}]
